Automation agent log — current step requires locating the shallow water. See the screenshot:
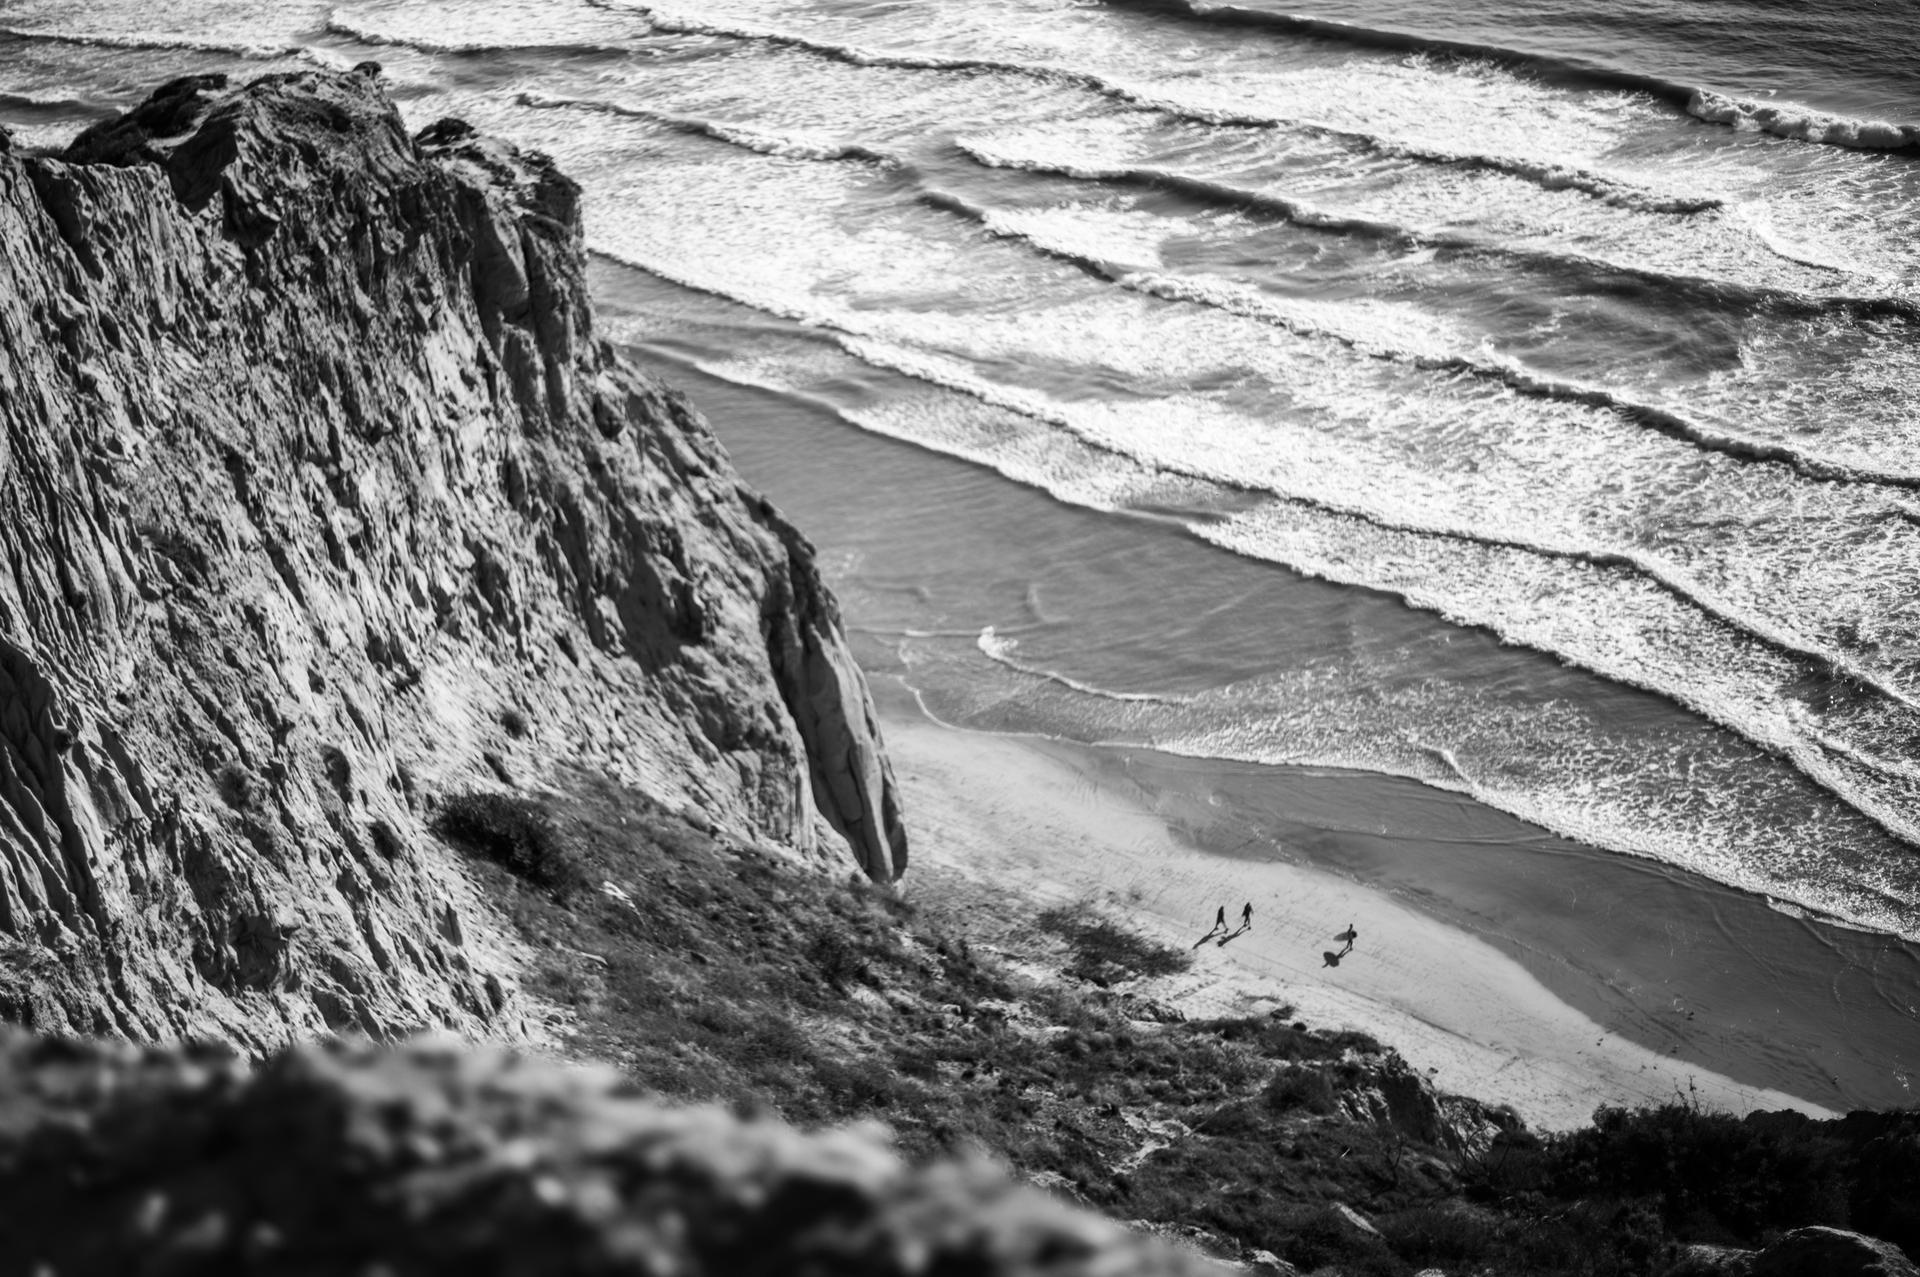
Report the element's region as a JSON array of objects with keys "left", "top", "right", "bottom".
[{"left": 4, "top": 0, "right": 1918, "bottom": 1105}]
